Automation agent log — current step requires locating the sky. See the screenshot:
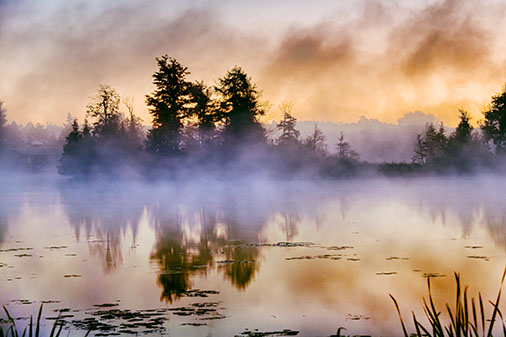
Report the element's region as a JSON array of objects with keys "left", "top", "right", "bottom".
[{"left": 1, "top": 0, "right": 506, "bottom": 126}]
